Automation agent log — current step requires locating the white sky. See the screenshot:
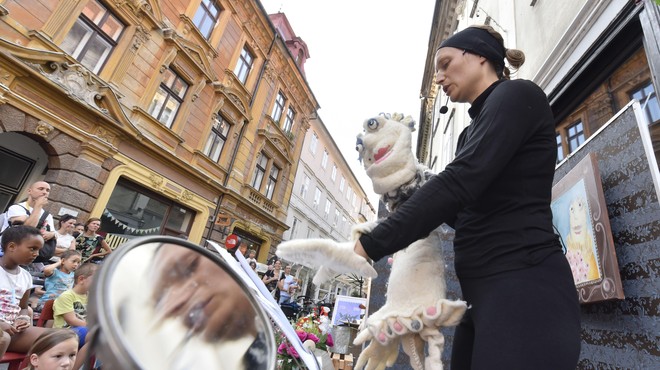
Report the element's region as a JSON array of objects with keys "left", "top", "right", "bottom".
[{"left": 259, "top": 0, "right": 436, "bottom": 211}]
